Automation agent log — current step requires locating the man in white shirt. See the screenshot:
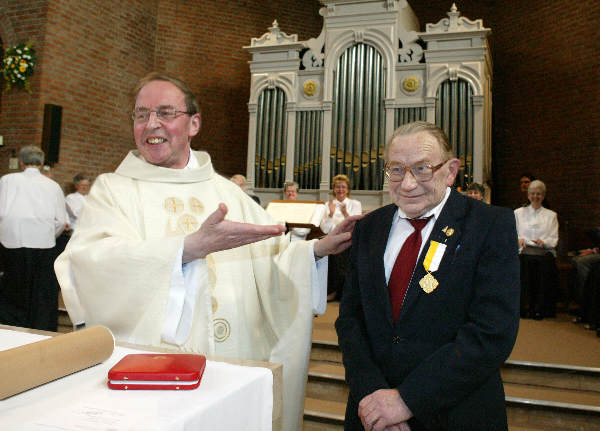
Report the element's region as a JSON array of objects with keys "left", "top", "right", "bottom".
[
  {"left": 55, "top": 72, "right": 359, "bottom": 431},
  {"left": 0, "top": 146, "right": 66, "bottom": 330},
  {"left": 65, "top": 173, "right": 91, "bottom": 230}
]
